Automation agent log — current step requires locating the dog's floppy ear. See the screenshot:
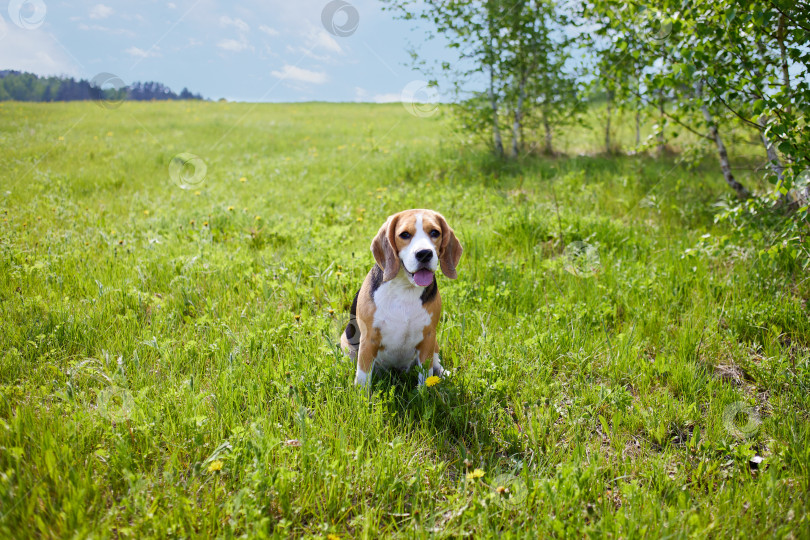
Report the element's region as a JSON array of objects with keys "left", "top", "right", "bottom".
[
  {"left": 436, "top": 213, "right": 463, "bottom": 279},
  {"left": 371, "top": 214, "right": 401, "bottom": 281}
]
